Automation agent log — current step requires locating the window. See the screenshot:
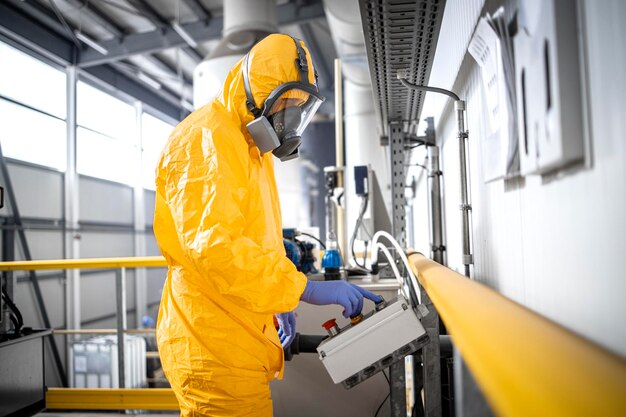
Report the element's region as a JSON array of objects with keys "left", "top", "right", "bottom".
[
  {"left": 0, "top": 99, "right": 66, "bottom": 170},
  {"left": 76, "top": 81, "right": 136, "bottom": 185},
  {"left": 0, "top": 41, "right": 67, "bottom": 170},
  {"left": 77, "top": 82, "right": 135, "bottom": 140},
  {"left": 0, "top": 42, "right": 66, "bottom": 119},
  {"left": 141, "top": 113, "right": 173, "bottom": 190},
  {"left": 77, "top": 127, "right": 135, "bottom": 184}
]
